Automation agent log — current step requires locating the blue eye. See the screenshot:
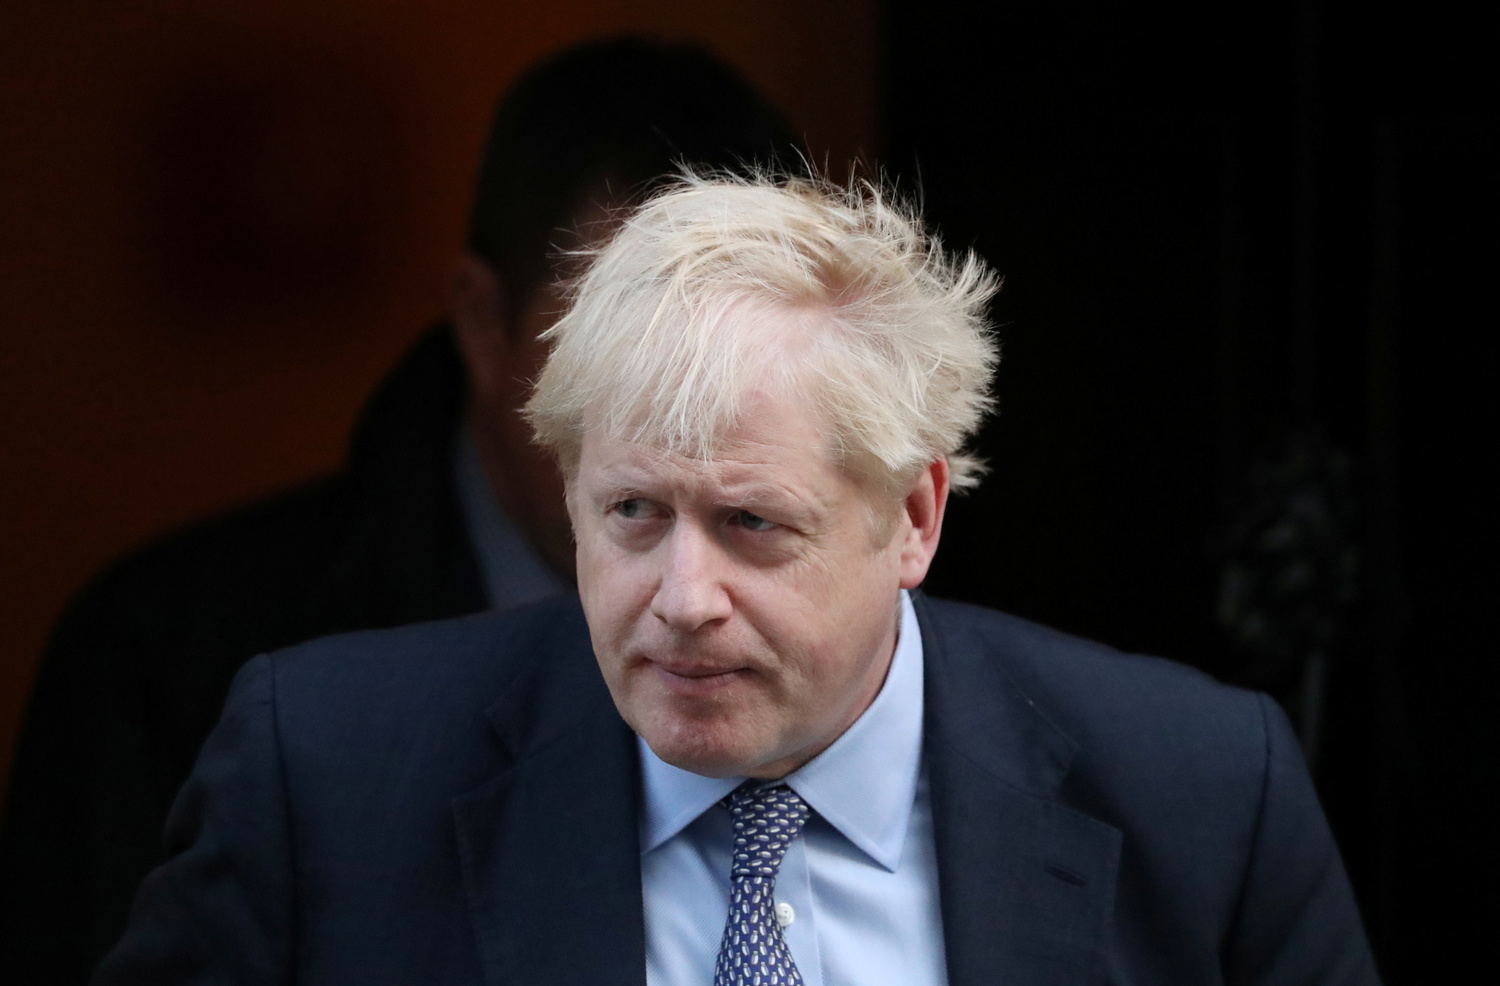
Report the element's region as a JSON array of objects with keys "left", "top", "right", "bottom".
[
  {"left": 616, "top": 498, "right": 648, "bottom": 518},
  {"left": 738, "top": 510, "right": 776, "bottom": 532}
]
